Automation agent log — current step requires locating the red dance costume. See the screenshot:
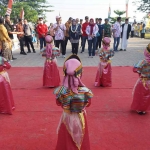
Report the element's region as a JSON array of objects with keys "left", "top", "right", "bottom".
[
  {"left": 95, "top": 37, "right": 114, "bottom": 87},
  {"left": 0, "top": 57, "right": 15, "bottom": 114},
  {"left": 43, "top": 57, "right": 60, "bottom": 87},
  {"left": 54, "top": 55, "right": 93, "bottom": 150},
  {"left": 41, "top": 35, "right": 60, "bottom": 87},
  {"left": 131, "top": 46, "right": 150, "bottom": 113}
]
